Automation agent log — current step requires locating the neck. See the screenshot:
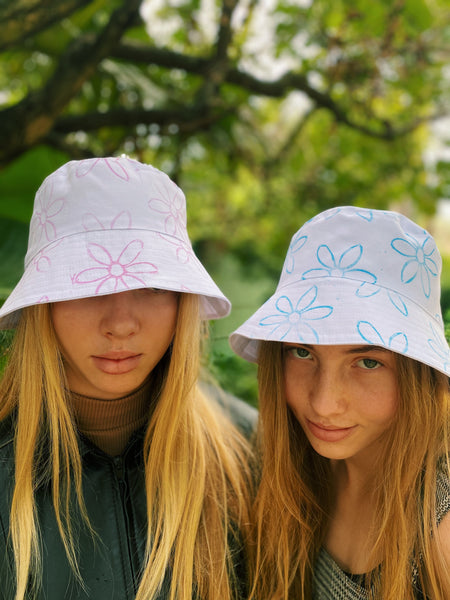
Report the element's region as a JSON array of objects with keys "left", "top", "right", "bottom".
[
  {"left": 71, "top": 378, "right": 153, "bottom": 456},
  {"left": 331, "top": 434, "right": 387, "bottom": 493},
  {"left": 325, "top": 459, "right": 380, "bottom": 573},
  {"left": 331, "top": 462, "right": 371, "bottom": 503}
]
